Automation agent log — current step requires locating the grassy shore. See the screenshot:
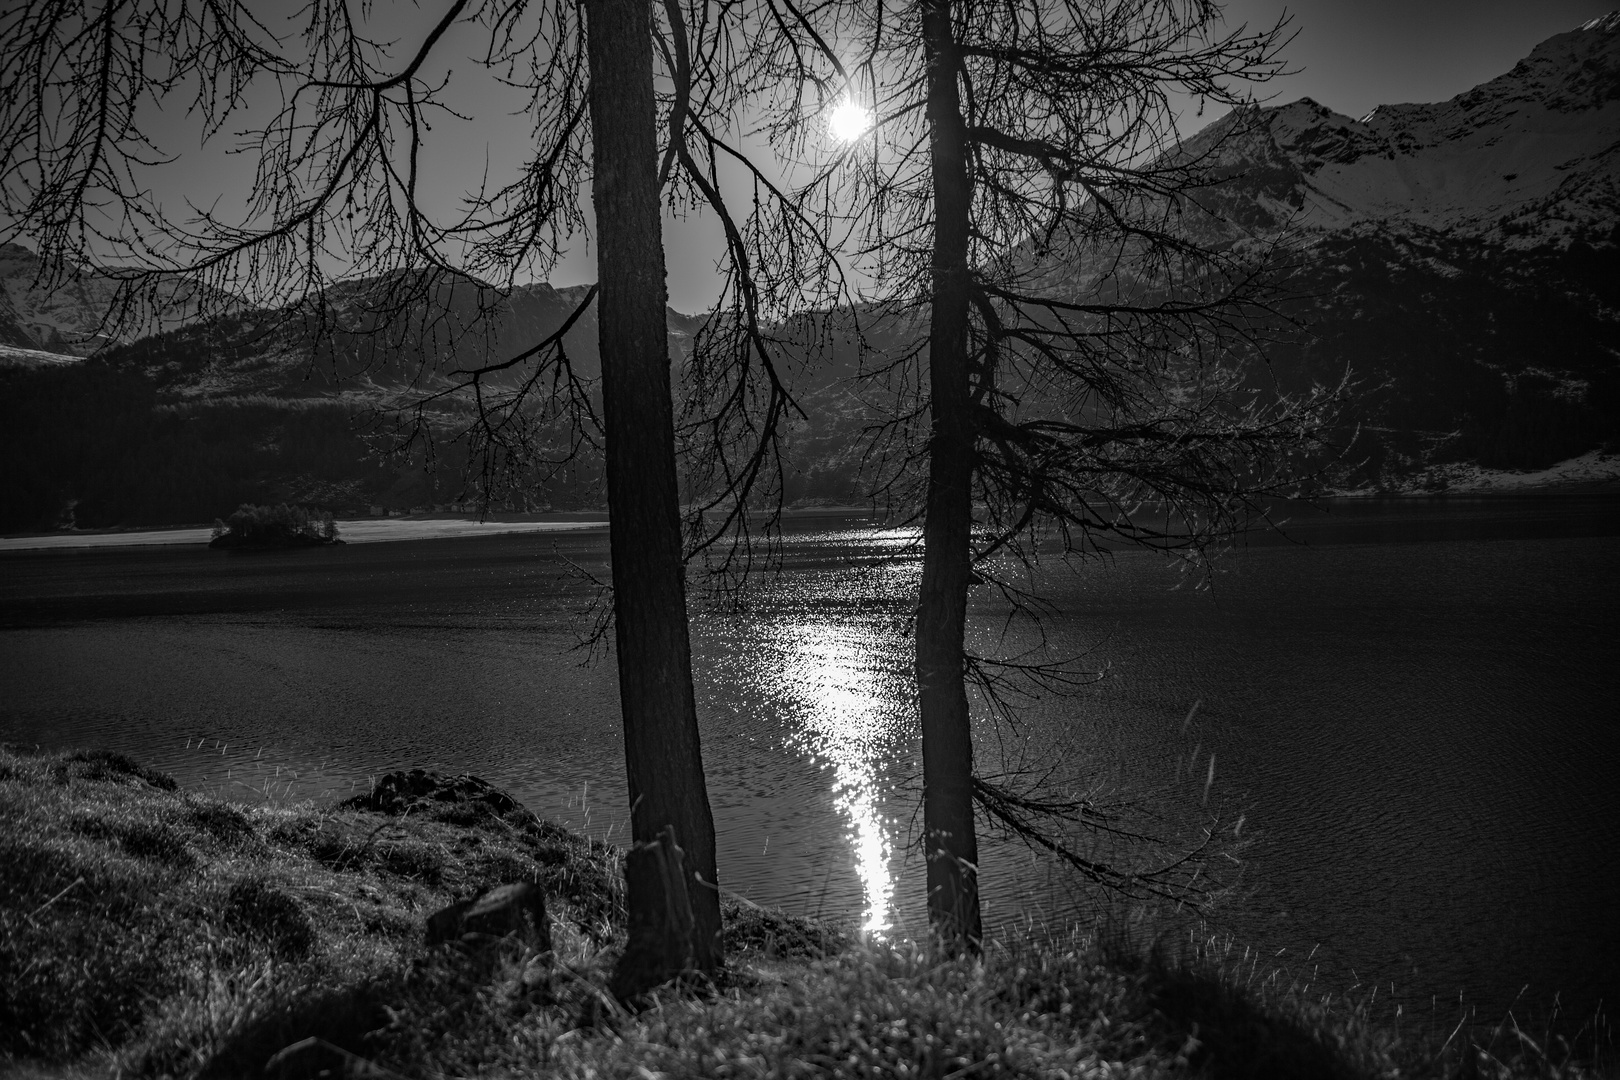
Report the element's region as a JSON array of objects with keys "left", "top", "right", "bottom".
[{"left": 0, "top": 745, "right": 1609, "bottom": 1079}]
